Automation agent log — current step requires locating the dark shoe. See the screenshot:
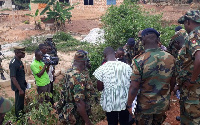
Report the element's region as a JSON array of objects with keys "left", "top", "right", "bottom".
[
  {"left": 176, "top": 116, "right": 181, "bottom": 121},
  {"left": 1, "top": 73, "right": 6, "bottom": 80}
]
